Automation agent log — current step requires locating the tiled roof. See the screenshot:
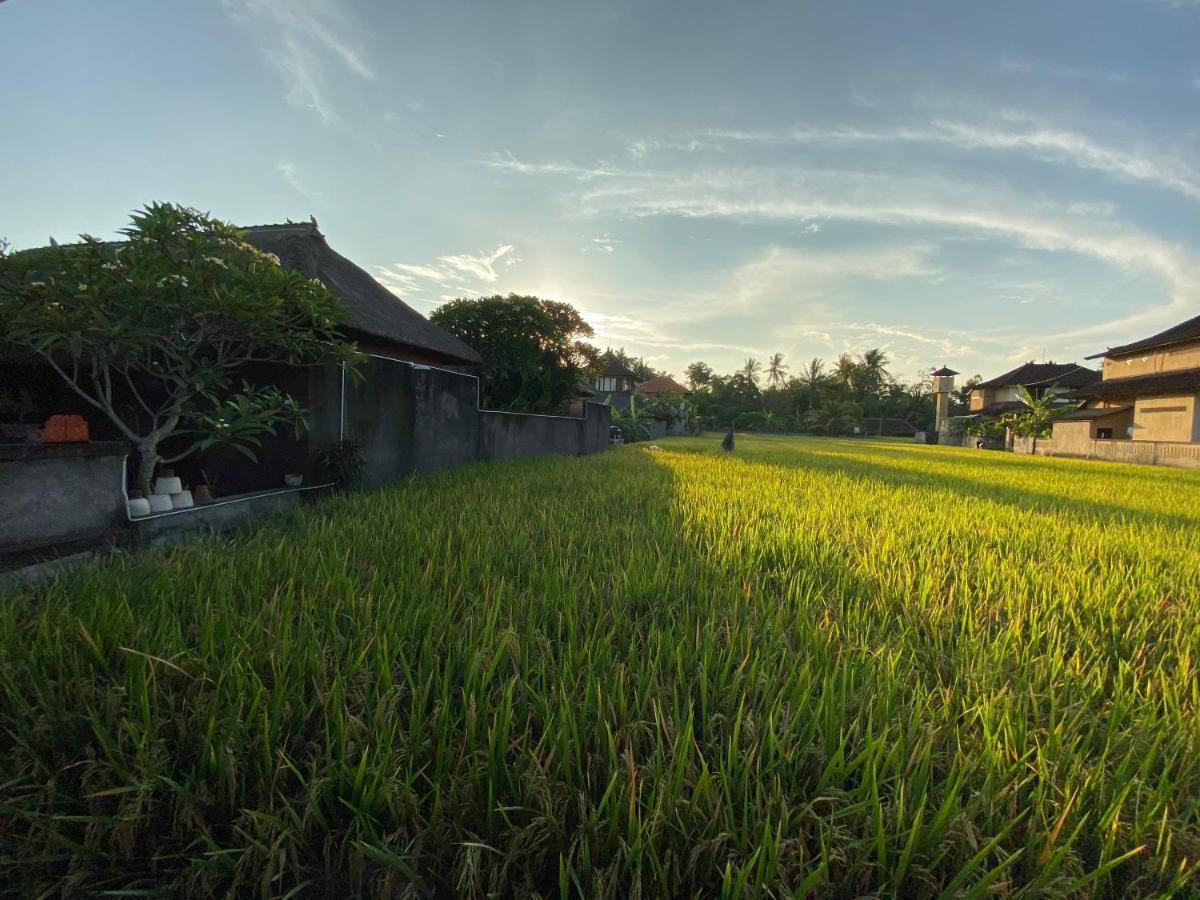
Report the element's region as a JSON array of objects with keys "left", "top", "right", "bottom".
[
  {"left": 637, "top": 375, "right": 689, "bottom": 395},
  {"left": 598, "top": 353, "right": 638, "bottom": 379},
  {"left": 1065, "top": 367, "right": 1200, "bottom": 399},
  {"left": 1086, "top": 313, "right": 1200, "bottom": 360},
  {"left": 974, "top": 362, "right": 1100, "bottom": 391}
]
